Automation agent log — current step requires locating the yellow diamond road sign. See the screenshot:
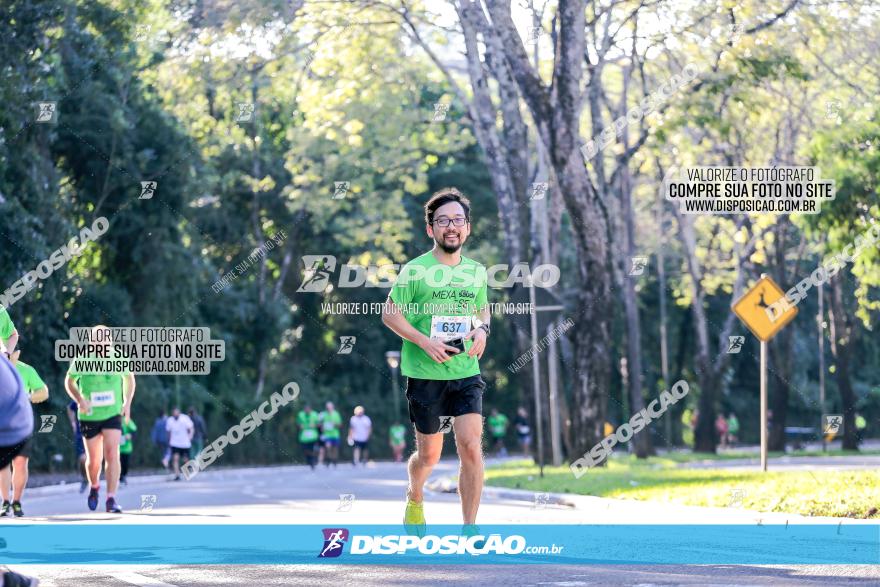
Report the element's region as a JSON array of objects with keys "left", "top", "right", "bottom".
[{"left": 732, "top": 276, "right": 798, "bottom": 342}]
